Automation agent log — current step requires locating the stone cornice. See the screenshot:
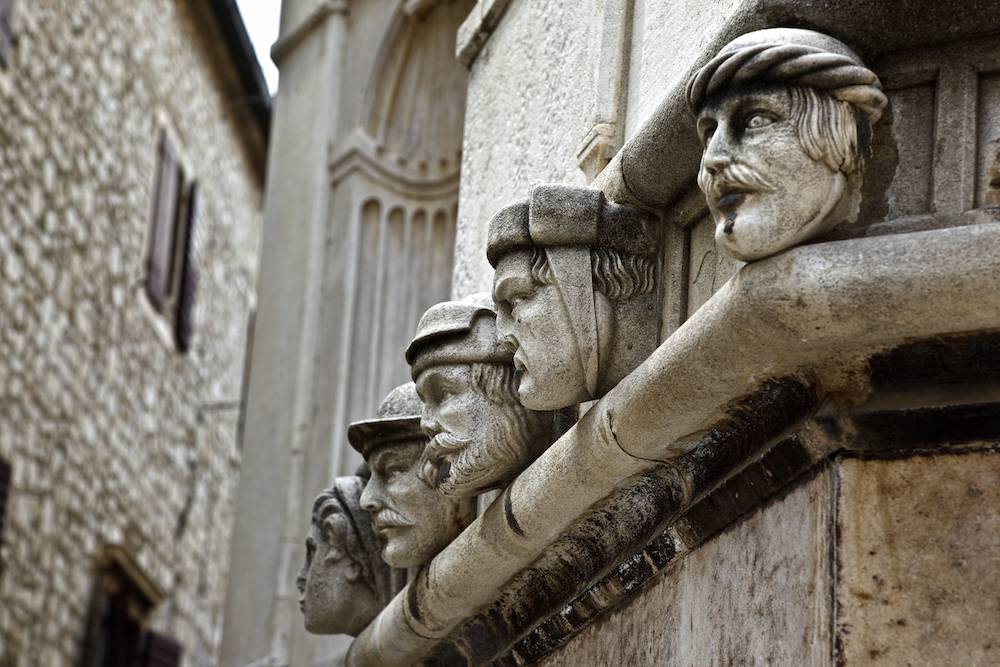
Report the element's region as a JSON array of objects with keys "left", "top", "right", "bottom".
[{"left": 270, "top": 0, "right": 349, "bottom": 66}]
